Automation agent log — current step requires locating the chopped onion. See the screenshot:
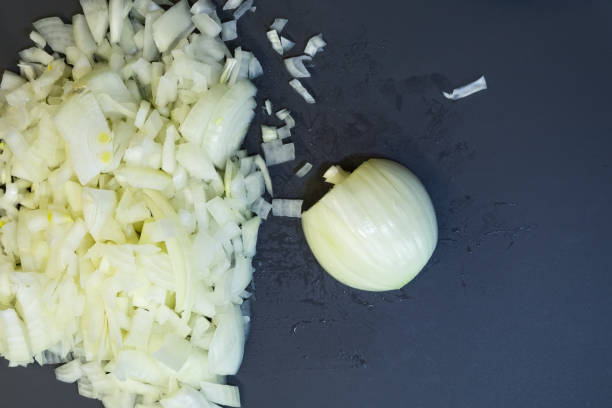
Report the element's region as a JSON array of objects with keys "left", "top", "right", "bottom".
[
  {"left": 281, "top": 36, "right": 295, "bottom": 53},
  {"left": 222, "top": 20, "right": 238, "bottom": 42},
  {"left": 276, "top": 108, "right": 290, "bottom": 120},
  {"left": 29, "top": 31, "right": 46, "bottom": 48},
  {"left": 223, "top": 0, "right": 244, "bottom": 10},
  {"left": 73, "top": 14, "right": 97, "bottom": 56},
  {"left": 266, "top": 30, "right": 283, "bottom": 55},
  {"left": 443, "top": 75, "right": 488, "bottom": 100},
  {"left": 191, "top": 0, "right": 216, "bottom": 15},
  {"left": 192, "top": 13, "right": 222, "bottom": 37},
  {"left": 248, "top": 55, "right": 263, "bottom": 79},
  {"left": 33, "top": 17, "right": 75, "bottom": 54},
  {"left": 276, "top": 125, "right": 291, "bottom": 139},
  {"left": 304, "top": 33, "right": 327, "bottom": 57},
  {"left": 264, "top": 100, "right": 272, "bottom": 115},
  {"left": 272, "top": 199, "right": 303, "bottom": 218},
  {"left": 284, "top": 55, "right": 312, "bottom": 78},
  {"left": 234, "top": 0, "right": 254, "bottom": 20},
  {"left": 289, "top": 78, "right": 316, "bottom": 104},
  {"left": 79, "top": 0, "right": 109, "bottom": 44},
  {"left": 201, "top": 382, "right": 241, "bottom": 407},
  {"left": 262, "top": 140, "right": 295, "bottom": 166},
  {"left": 270, "top": 18, "right": 288, "bottom": 33},
  {"left": 261, "top": 125, "right": 278, "bottom": 142},
  {"left": 153, "top": 0, "right": 194, "bottom": 53},
  {"left": 0, "top": 1, "right": 273, "bottom": 406},
  {"left": 295, "top": 162, "right": 313, "bottom": 178},
  {"left": 109, "top": 0, "right": 131, "bottom": 44},
  {"left": 251, "top": 197, "right": 272, "bottom": 220},
  {"left": 302, "top": 159, "right": 438, "bottom": 291}
]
